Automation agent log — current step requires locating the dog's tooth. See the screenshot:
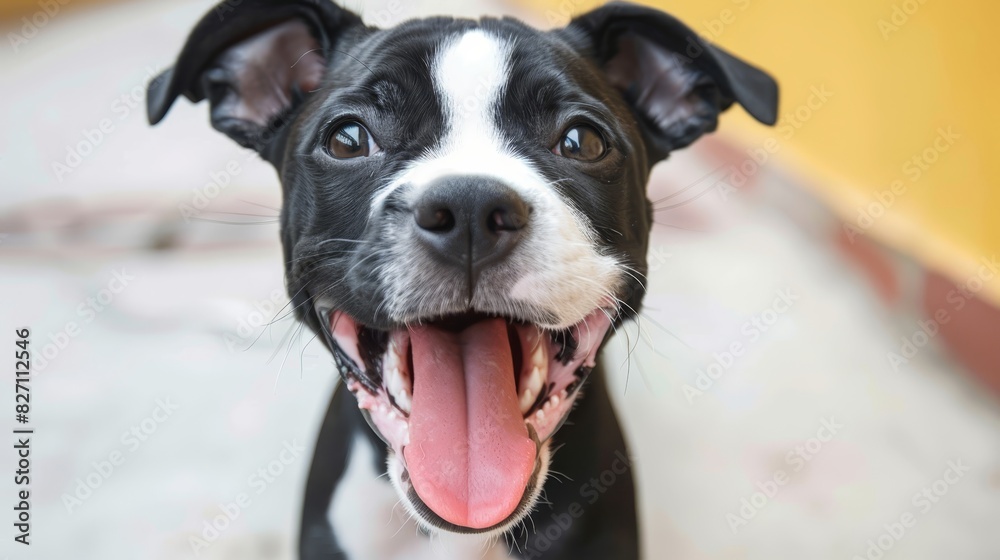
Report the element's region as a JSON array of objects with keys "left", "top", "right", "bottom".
[
  {"left": 550, "top": 394, "right": 561, "bottom": 408},
  {"left": 395, "top": 388, "right": 412, "bottom": 414},
  {"left": 392, "top": 335, "right": 409, "bottom": 364},
  {"left": 383, "top": 336, "right": 412, "bottom": 397},
  {"left": 518, "top": 327, "right": 552, "bottom": 415},
  {"left": 385, "top": 337, "right": 401, "bottom": 368},
  {"left": 385, "top": 366, "right": 412, "bottom": 414},
  {"left": 535, "top": 408, "right": 545, "bottom": 422},
  {"left": 530, "top": 330, "right": 547, "bottom": 369},
  {"left": 519, "top": 363, "right": 547, "bottom": 415},
  {"left": 385, "top": 366, "right": 399, "bottom": 393},
  {"left": 519, "top": 389, "right": 535, "bottom": 415}
]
